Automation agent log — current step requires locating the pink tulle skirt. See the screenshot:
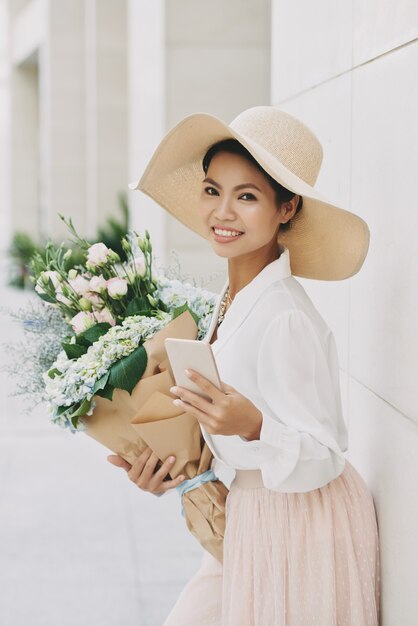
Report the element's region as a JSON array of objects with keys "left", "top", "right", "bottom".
[{"left": 164, "top": 459, "right": 381, "bottom": 626}]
